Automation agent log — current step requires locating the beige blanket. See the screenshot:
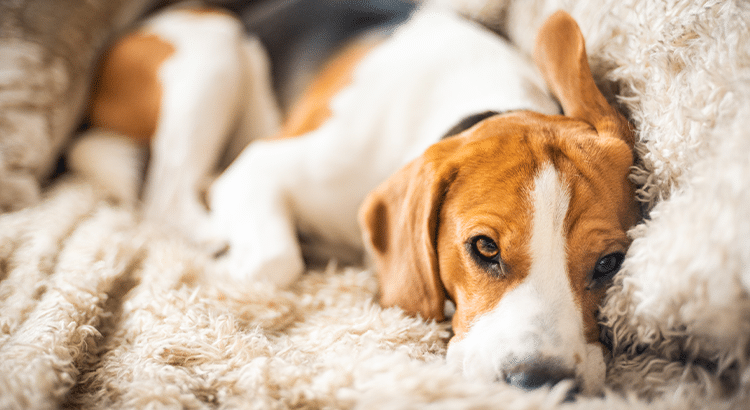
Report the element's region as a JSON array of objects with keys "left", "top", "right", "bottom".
[{"left": 2, "top": 0, "right": 750, "bottom": 408}]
